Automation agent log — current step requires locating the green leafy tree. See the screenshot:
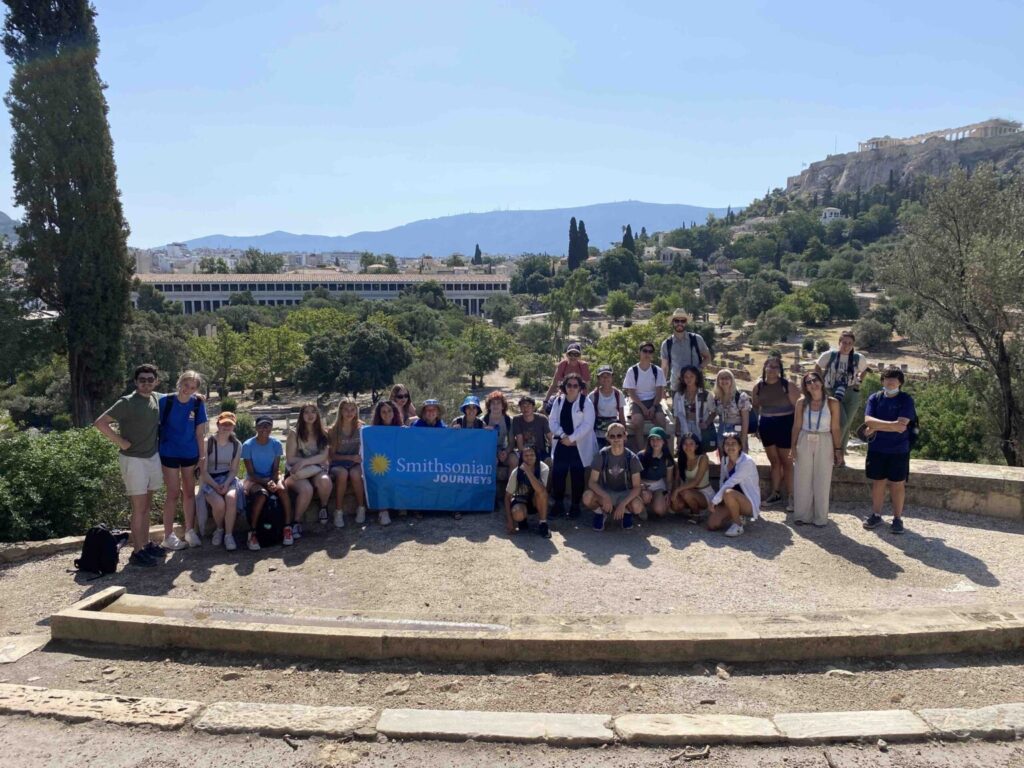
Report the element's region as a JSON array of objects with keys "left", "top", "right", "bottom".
[
  {"left": 882, "top": 165, "right": 1024, "bottom": 465},
  {"left": 446, "top": 253, "right": 466, "bottom": 267},
  {"left": 483, "top": 292, "right": 517, "bottom": 329},
  {"left": 198, "top": 255, "right": 230, "bottom": 274},
  {"left": 808, "top": 278, "right": 859, "bottom": 320},
  {"left": 134, "top": 282, "right": 178, "bottom": 314},
  {"left": 0, "top": 240, "right": 59, "bottom": 384},
  {"left": 229, "top": 290, "right": 256, "bottom": 306},
  {"left": 235, "top": 247, "right": 284, "bottom": 274},
  {"left": 122, "top": 312, "right": 192, "bottom": 384},
  {"left": 743, "top": 280, "right": 782, "bottom": 320},
  {"left": 244, "top": 324, "right": 306, "bottom": 396},
  {"left": 188, "top": 321, "right": 245, "bottom": 396},
  {"left": 4, "top": 0, "right": 133, "bottom": 425},
  {"left": 850, "top": 317, "right": 891, "bottom": 349},
  {"left": 460, "top": 322, "right": 506, "bottom": 388},
  {"left": 598, "top": 247, "right": 643, "bottom": 290},
  {"left": 283, "top": 306, "right": 356, "bottom": 337},
  {"left": 605, "top": 290, "right": 635, "bottom": 321},
  {"left": 907, "top": 374, "right": 998, "bottom": 463}
]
